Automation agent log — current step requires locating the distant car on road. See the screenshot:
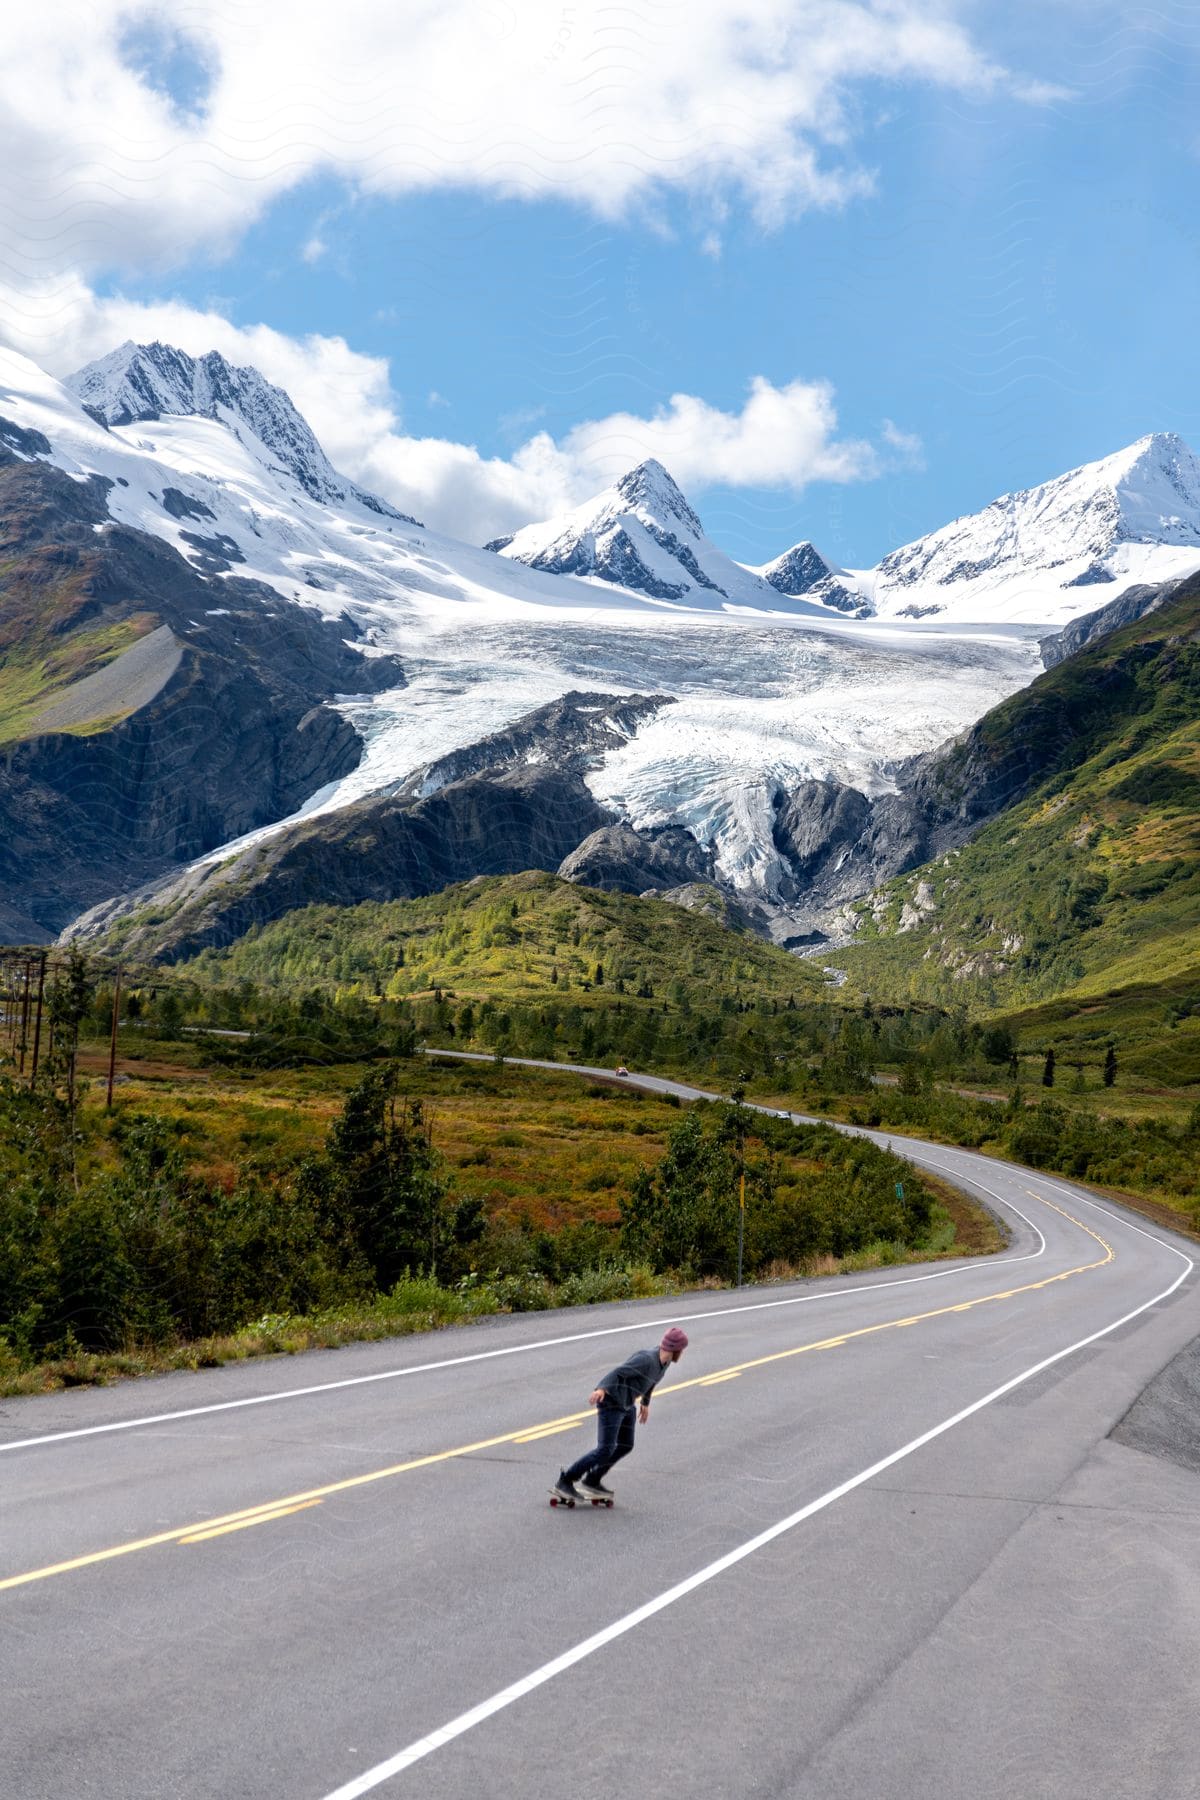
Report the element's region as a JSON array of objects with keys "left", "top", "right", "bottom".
[{"left": 615, "top": 1065, "right": 630, "bottom": 1077}]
